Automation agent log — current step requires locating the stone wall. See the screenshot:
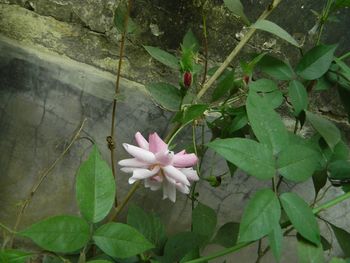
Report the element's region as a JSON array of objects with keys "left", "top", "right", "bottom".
[{"left": 1, "top": 0, "right": 350, "bottom": 262}]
